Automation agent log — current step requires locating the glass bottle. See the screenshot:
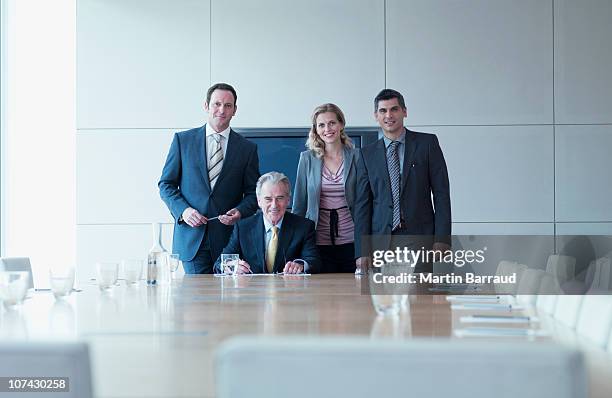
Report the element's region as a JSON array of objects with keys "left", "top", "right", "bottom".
[{"left": 147, "top": 223, "right": 166, "bottom": 285}]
